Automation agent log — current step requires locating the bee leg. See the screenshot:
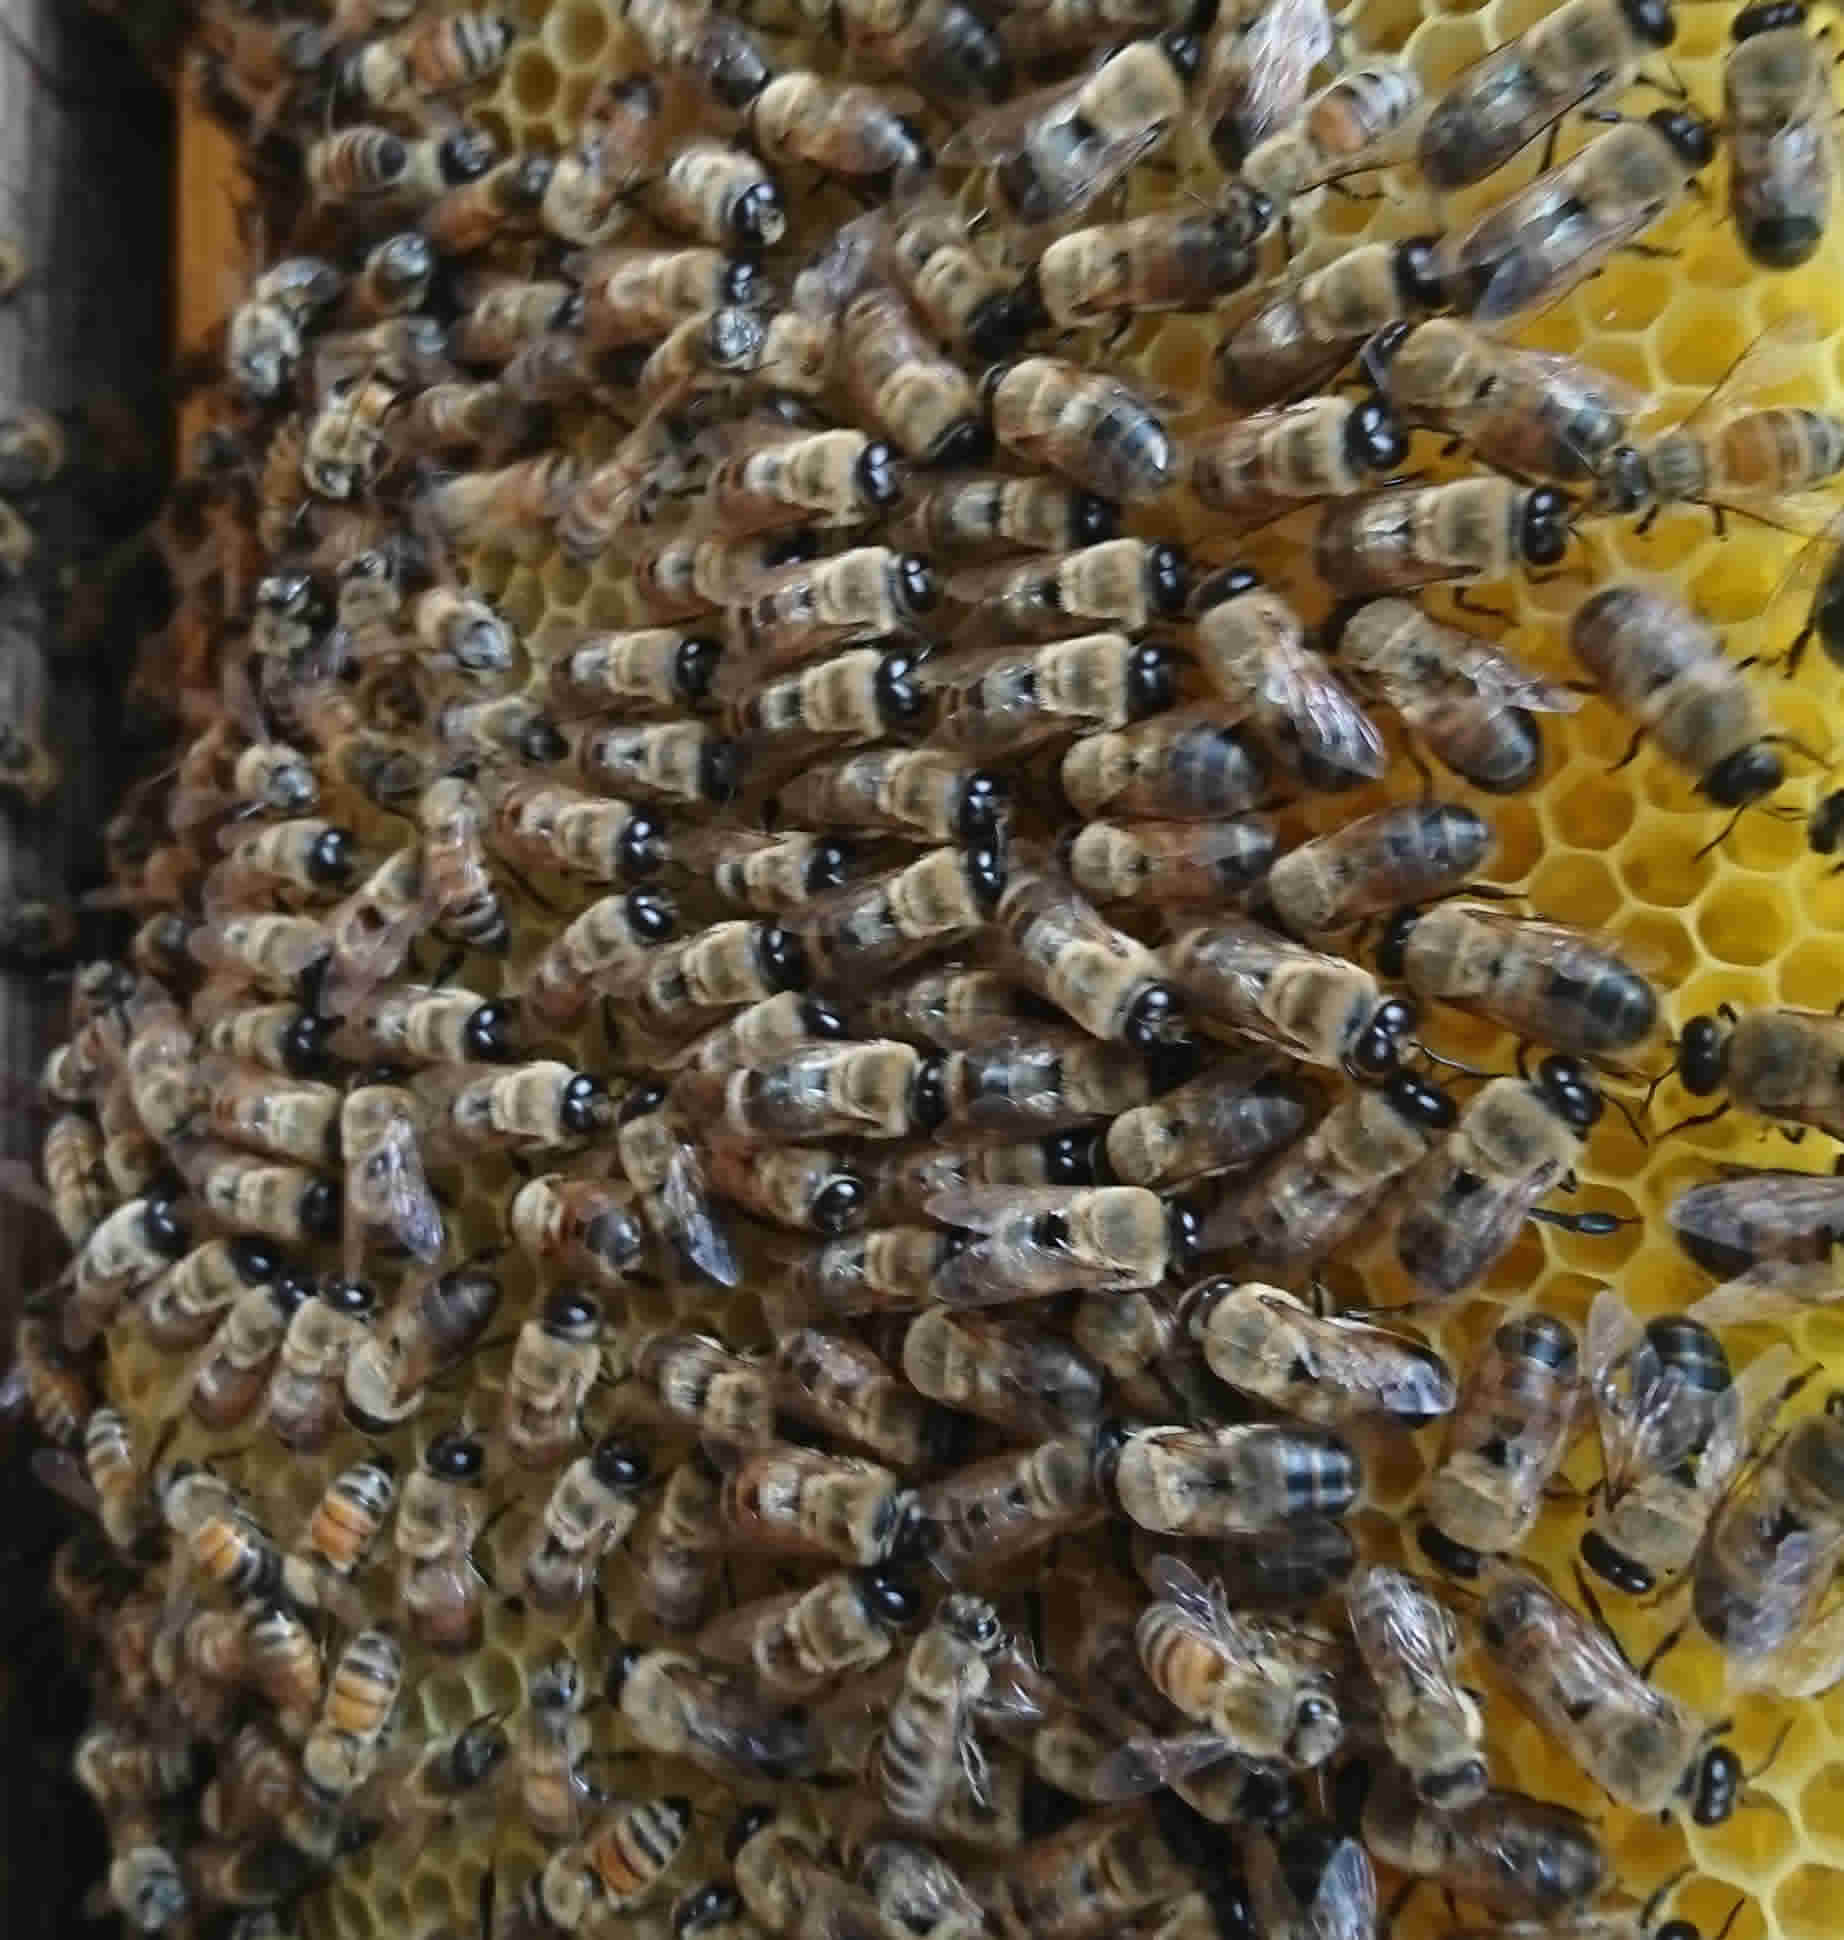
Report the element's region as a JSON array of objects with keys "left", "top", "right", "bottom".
[
  {"left": 1608, "top": 725, "right": 1648, "bottom": 773},
  {"left": 1782, "top": 623, "right": 1816, "bottom": 676},
  {"left": 1638, "top": 1622, "right": 1685, "bottom": 1681},
  {"left": 1571, "top": 1559, "right": 1635, "bottom": 1666},
  {"left": 1448, "top": 586, "right": 1510, "bottom": 622}
]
